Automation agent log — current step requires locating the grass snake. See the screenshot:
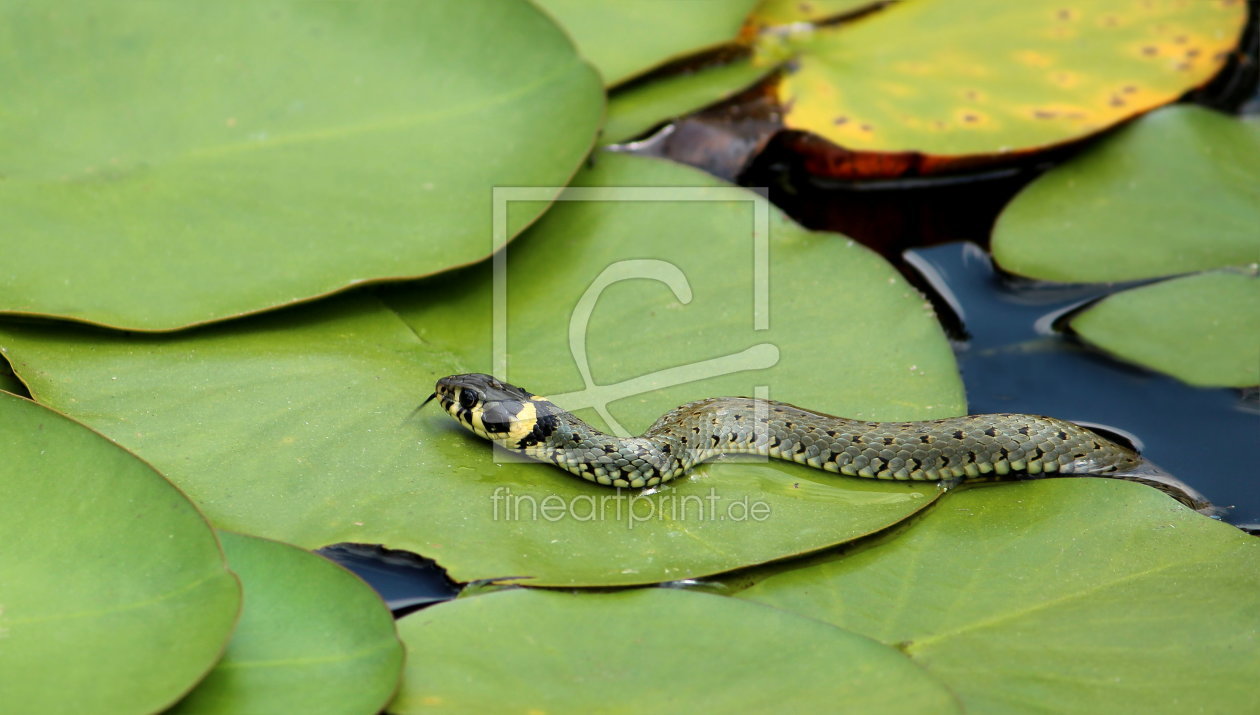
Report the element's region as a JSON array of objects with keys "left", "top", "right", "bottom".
[{"left": 426, "top": 373, "right": 1147, "bottom": 491}]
